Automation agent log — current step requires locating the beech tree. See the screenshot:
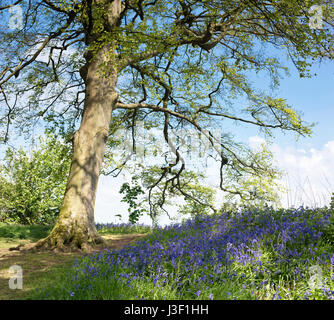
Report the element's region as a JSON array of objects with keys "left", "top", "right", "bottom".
[{"left": 0, "top": 0, "right": 333, "bottom": 251}]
